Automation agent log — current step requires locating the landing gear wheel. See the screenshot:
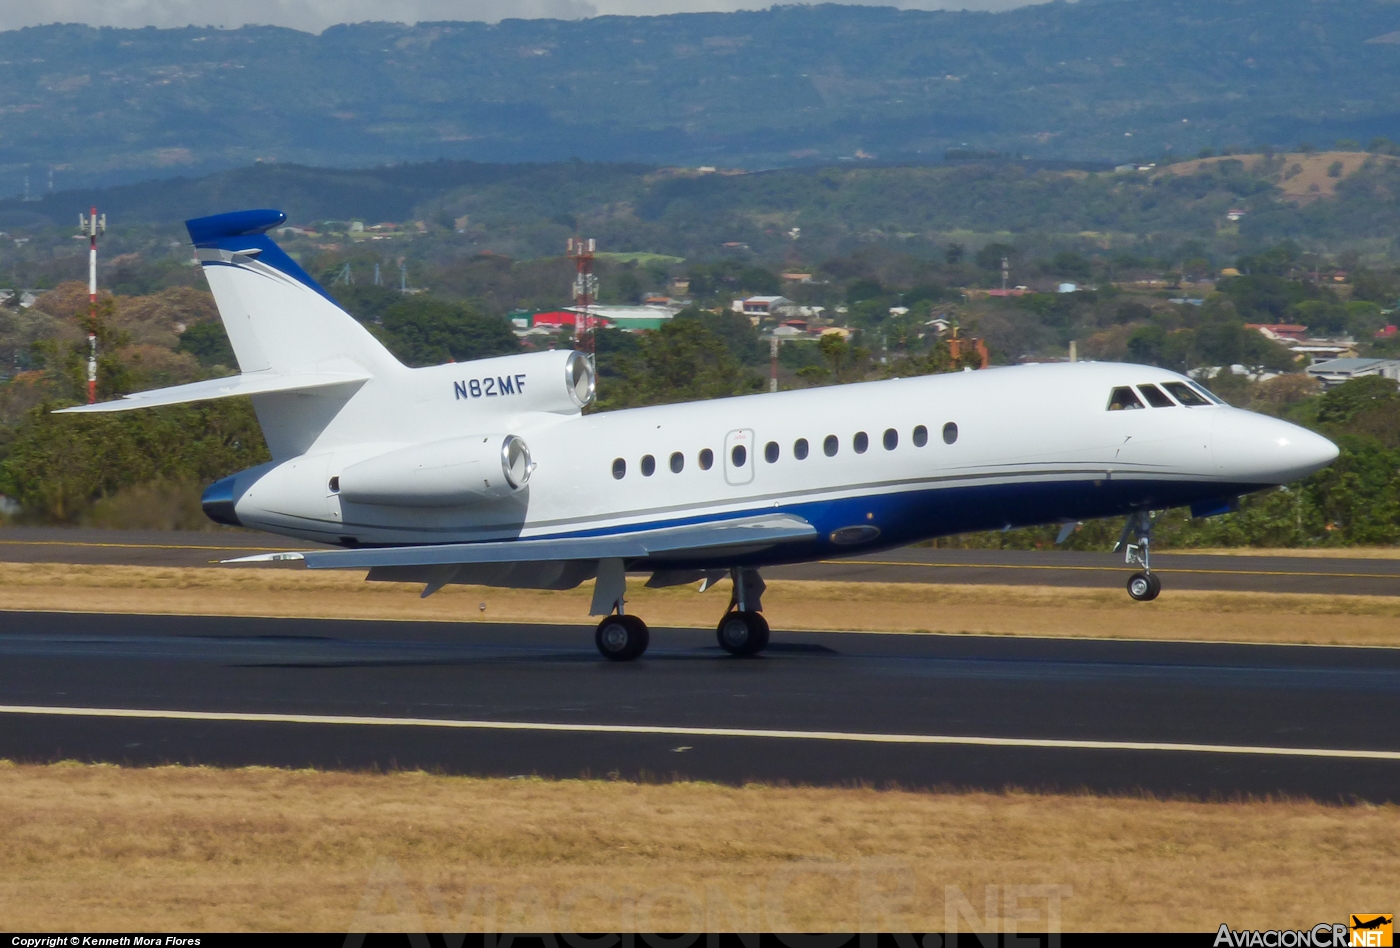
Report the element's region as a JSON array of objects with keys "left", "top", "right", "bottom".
[
  {"left": 716, "top": 611, "right": 770, "bottom": 656},
  {"left": 1127, "top": 572, "right": 1161, "bottom": 602},
  {"left": 595, "top": 614, "right": 649, "bottom": 661}
]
